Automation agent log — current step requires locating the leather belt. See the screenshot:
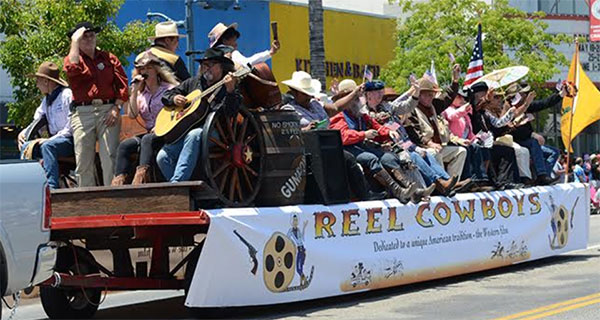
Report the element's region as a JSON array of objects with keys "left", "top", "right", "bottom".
[{"left": 72, "top": 99, "right": 115, "bottom": 107}]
